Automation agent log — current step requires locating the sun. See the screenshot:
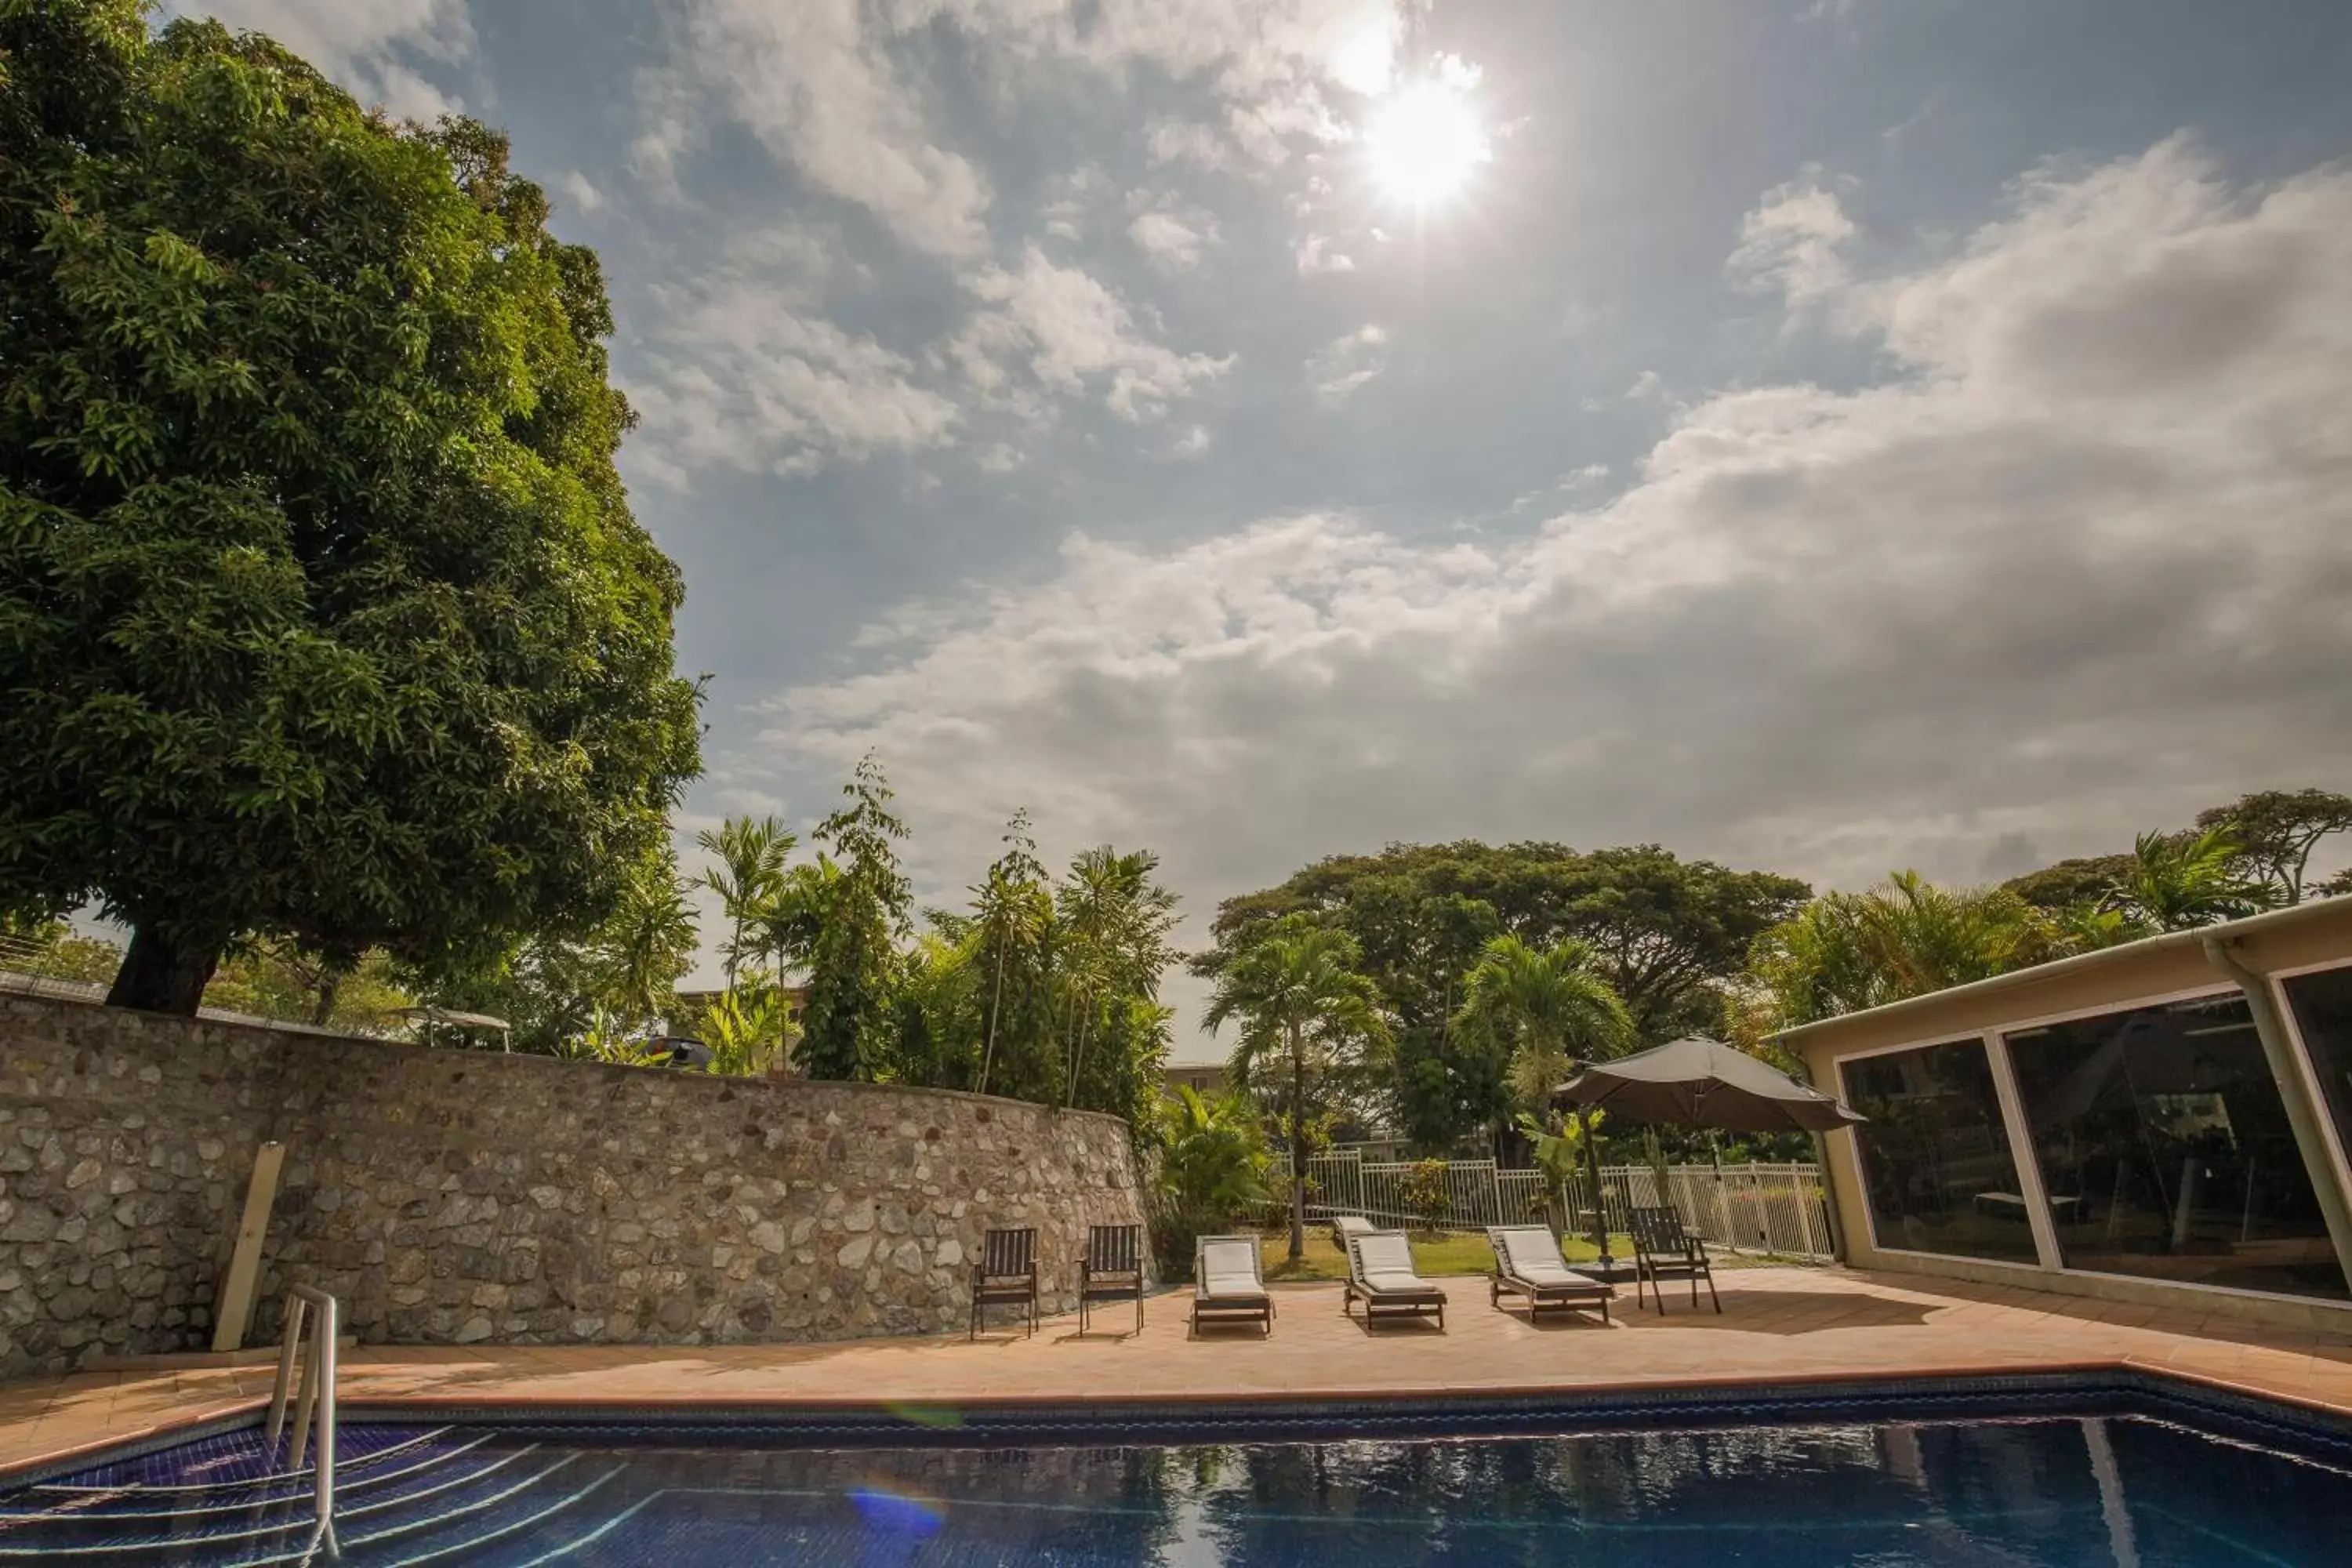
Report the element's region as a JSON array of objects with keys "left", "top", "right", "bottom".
[{"left": 1361, "top": 74, "right": 1490, "bottom": 207}]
